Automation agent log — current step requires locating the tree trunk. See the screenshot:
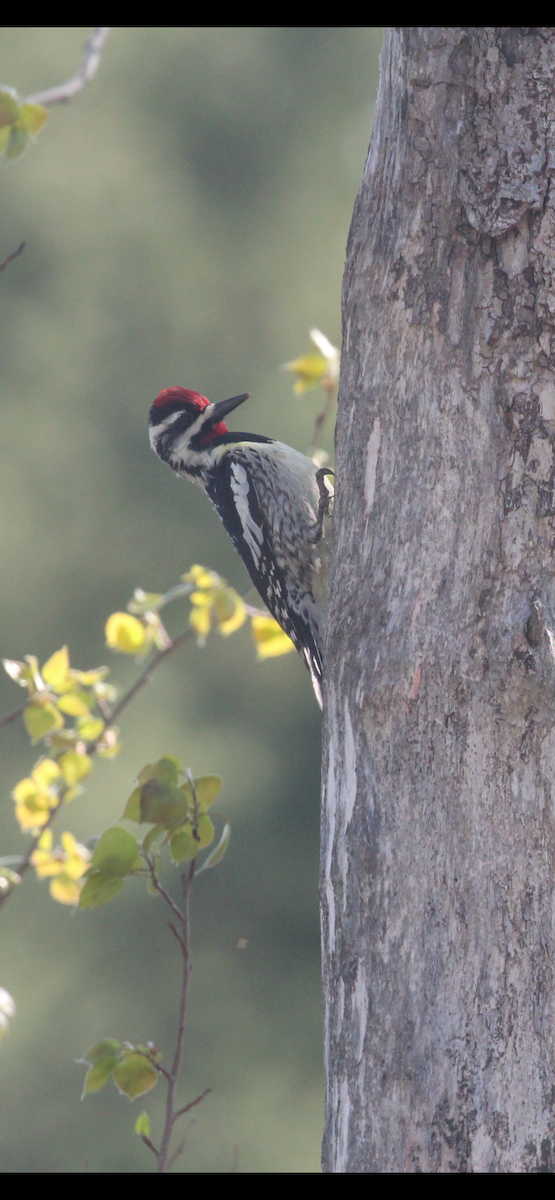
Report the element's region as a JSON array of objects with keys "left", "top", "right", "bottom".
[{"left": 322, "top": 27, "right": 555, "bottom": 1173}]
